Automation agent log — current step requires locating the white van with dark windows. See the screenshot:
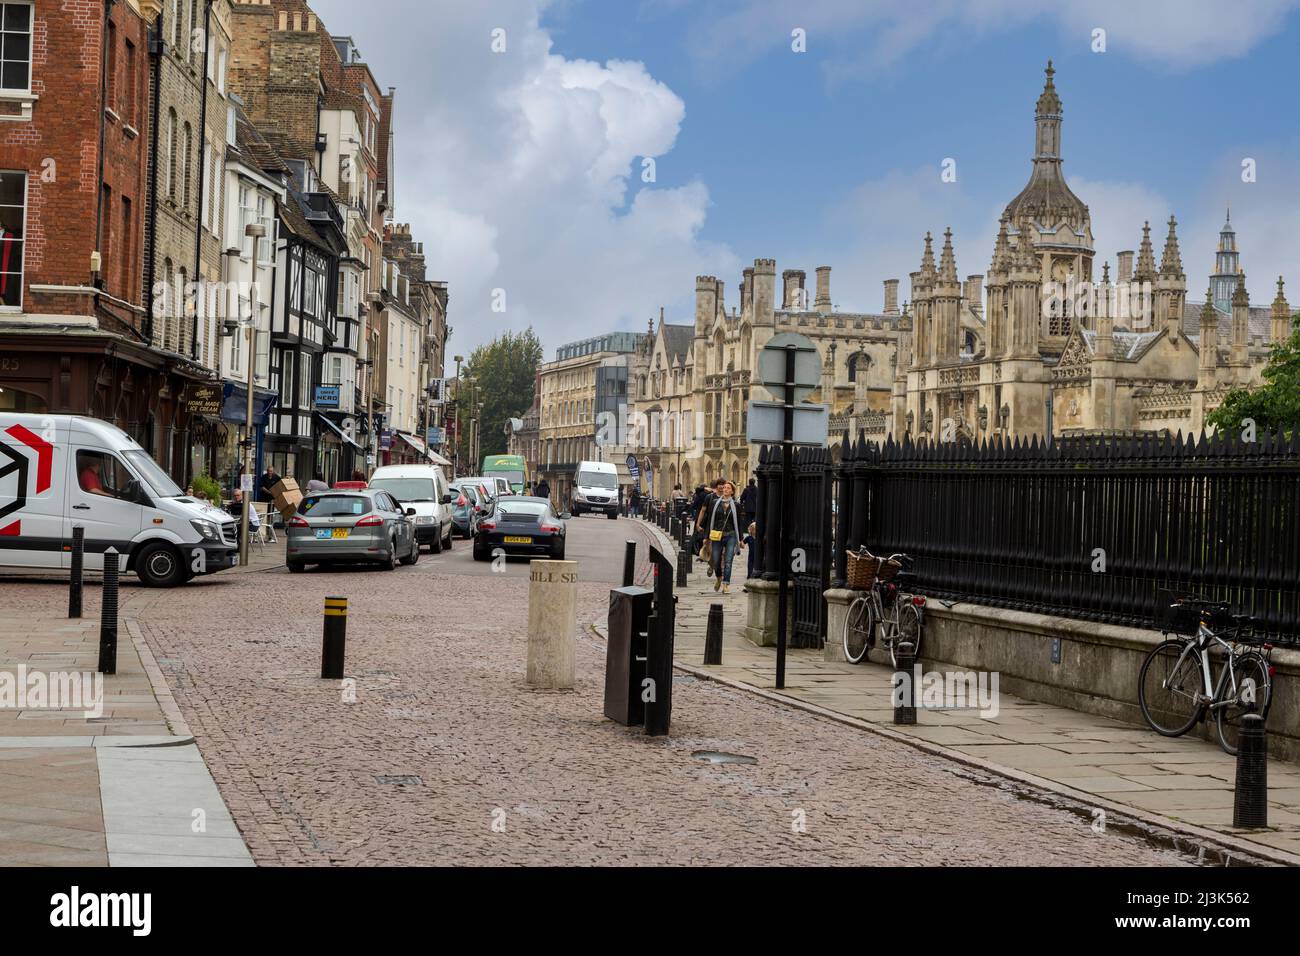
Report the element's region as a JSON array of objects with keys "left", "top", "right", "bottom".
[
  {"left": 367, "top": 463, "right": 454, "bottom": 553},
  {"left": 570, "top": 460, "right": 619, "bottom": 519},
  {"left": 0, "top": 414, "right": 238, "bottom": 587}
]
